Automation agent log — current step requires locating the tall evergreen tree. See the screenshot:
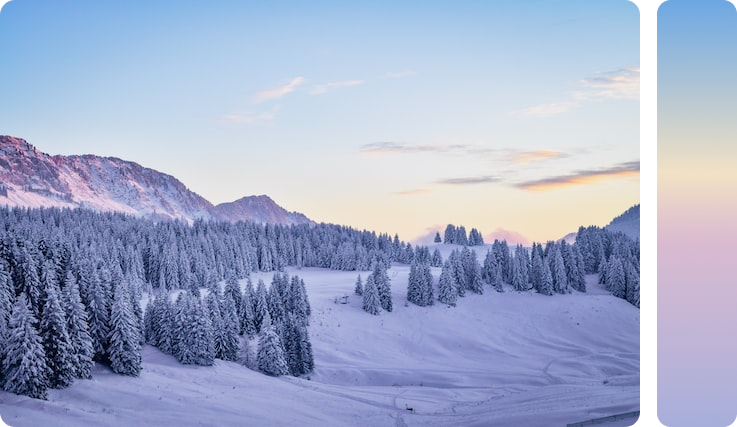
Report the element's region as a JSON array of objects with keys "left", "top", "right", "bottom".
[
  {"left": 406, "top": 260, "right": 433, "bottom": 306},
  {"left": 437, "top": 260, "right": 458, "bottom": 306},
  {"left": 240, "top": 282, "right": 257, "bottom": 337},
  {"left": 1, "top": 295, "right": 50, "bottom": 400},
  {"left": 40, "top": 277, "right": 76, "bottom": 388},
  {"left": 434, "top": 232, "right": 442, "bottom": 244},
  {"left": 257, "top": 312, "right": 289, "bottom": 376},
  {"left": 373, "top": 261, "right": 392, "bottom": 312},
  {"left": 253, "top": 280, "right": 269, "bottom": 333},
  {"left": 354, "top": 274, "right": 363, "bottom": 296},
  {"left": 362, "top": 275, "right": 381, "bottom": 315},
  {"left": 431, "top": 248, "right": 443, "bottom": 267},
  {"left": 108, "top": 284, "right": 142, "bottom": 376},
  {"left": 218, "top": 295, "right": 240, "bottom": 361},
  {"left": 443, "top": 224, "right": 457, "bottom": 244}
]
